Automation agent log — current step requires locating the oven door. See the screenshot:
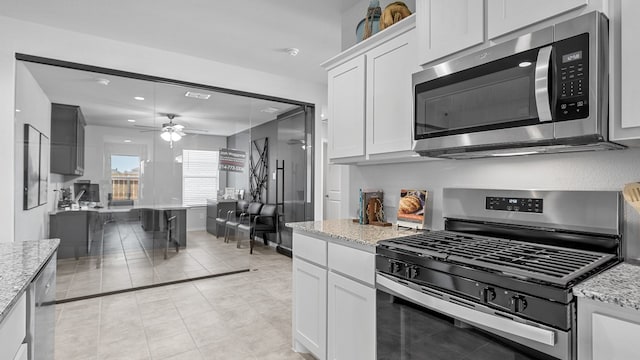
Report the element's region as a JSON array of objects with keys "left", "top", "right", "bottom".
[{"left": 376, "top": 273, "right": 573, "bottom": 360}]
